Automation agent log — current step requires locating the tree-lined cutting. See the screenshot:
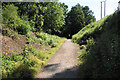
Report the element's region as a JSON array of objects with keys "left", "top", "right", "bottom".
[{"left": 1, "top": 1, "right": 119, "bottom": 79}]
